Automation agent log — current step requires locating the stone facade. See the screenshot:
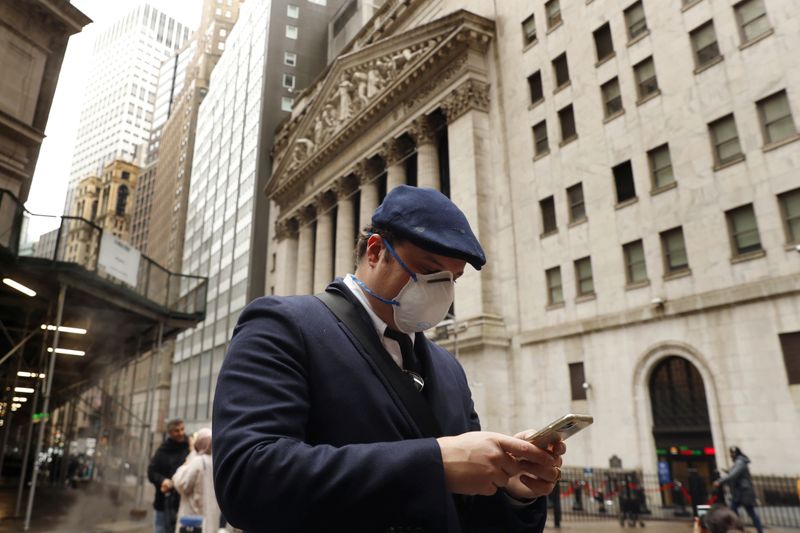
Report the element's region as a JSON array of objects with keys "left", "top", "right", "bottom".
[{"left": 266, "top": 0, "right": 800, "bottom": 479}]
